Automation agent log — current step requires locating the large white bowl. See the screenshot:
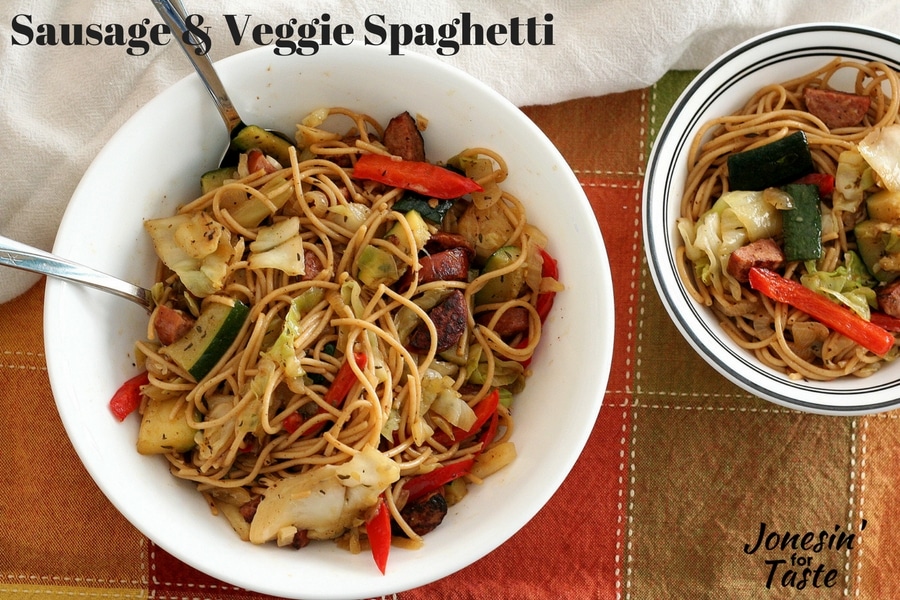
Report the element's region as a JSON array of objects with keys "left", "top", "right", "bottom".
[
  {"left": 44, "top": 44, "right": 613, "bottom": 598},
  {"left": 644, "top": 23, "right": 900, "bottom": 415}
]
